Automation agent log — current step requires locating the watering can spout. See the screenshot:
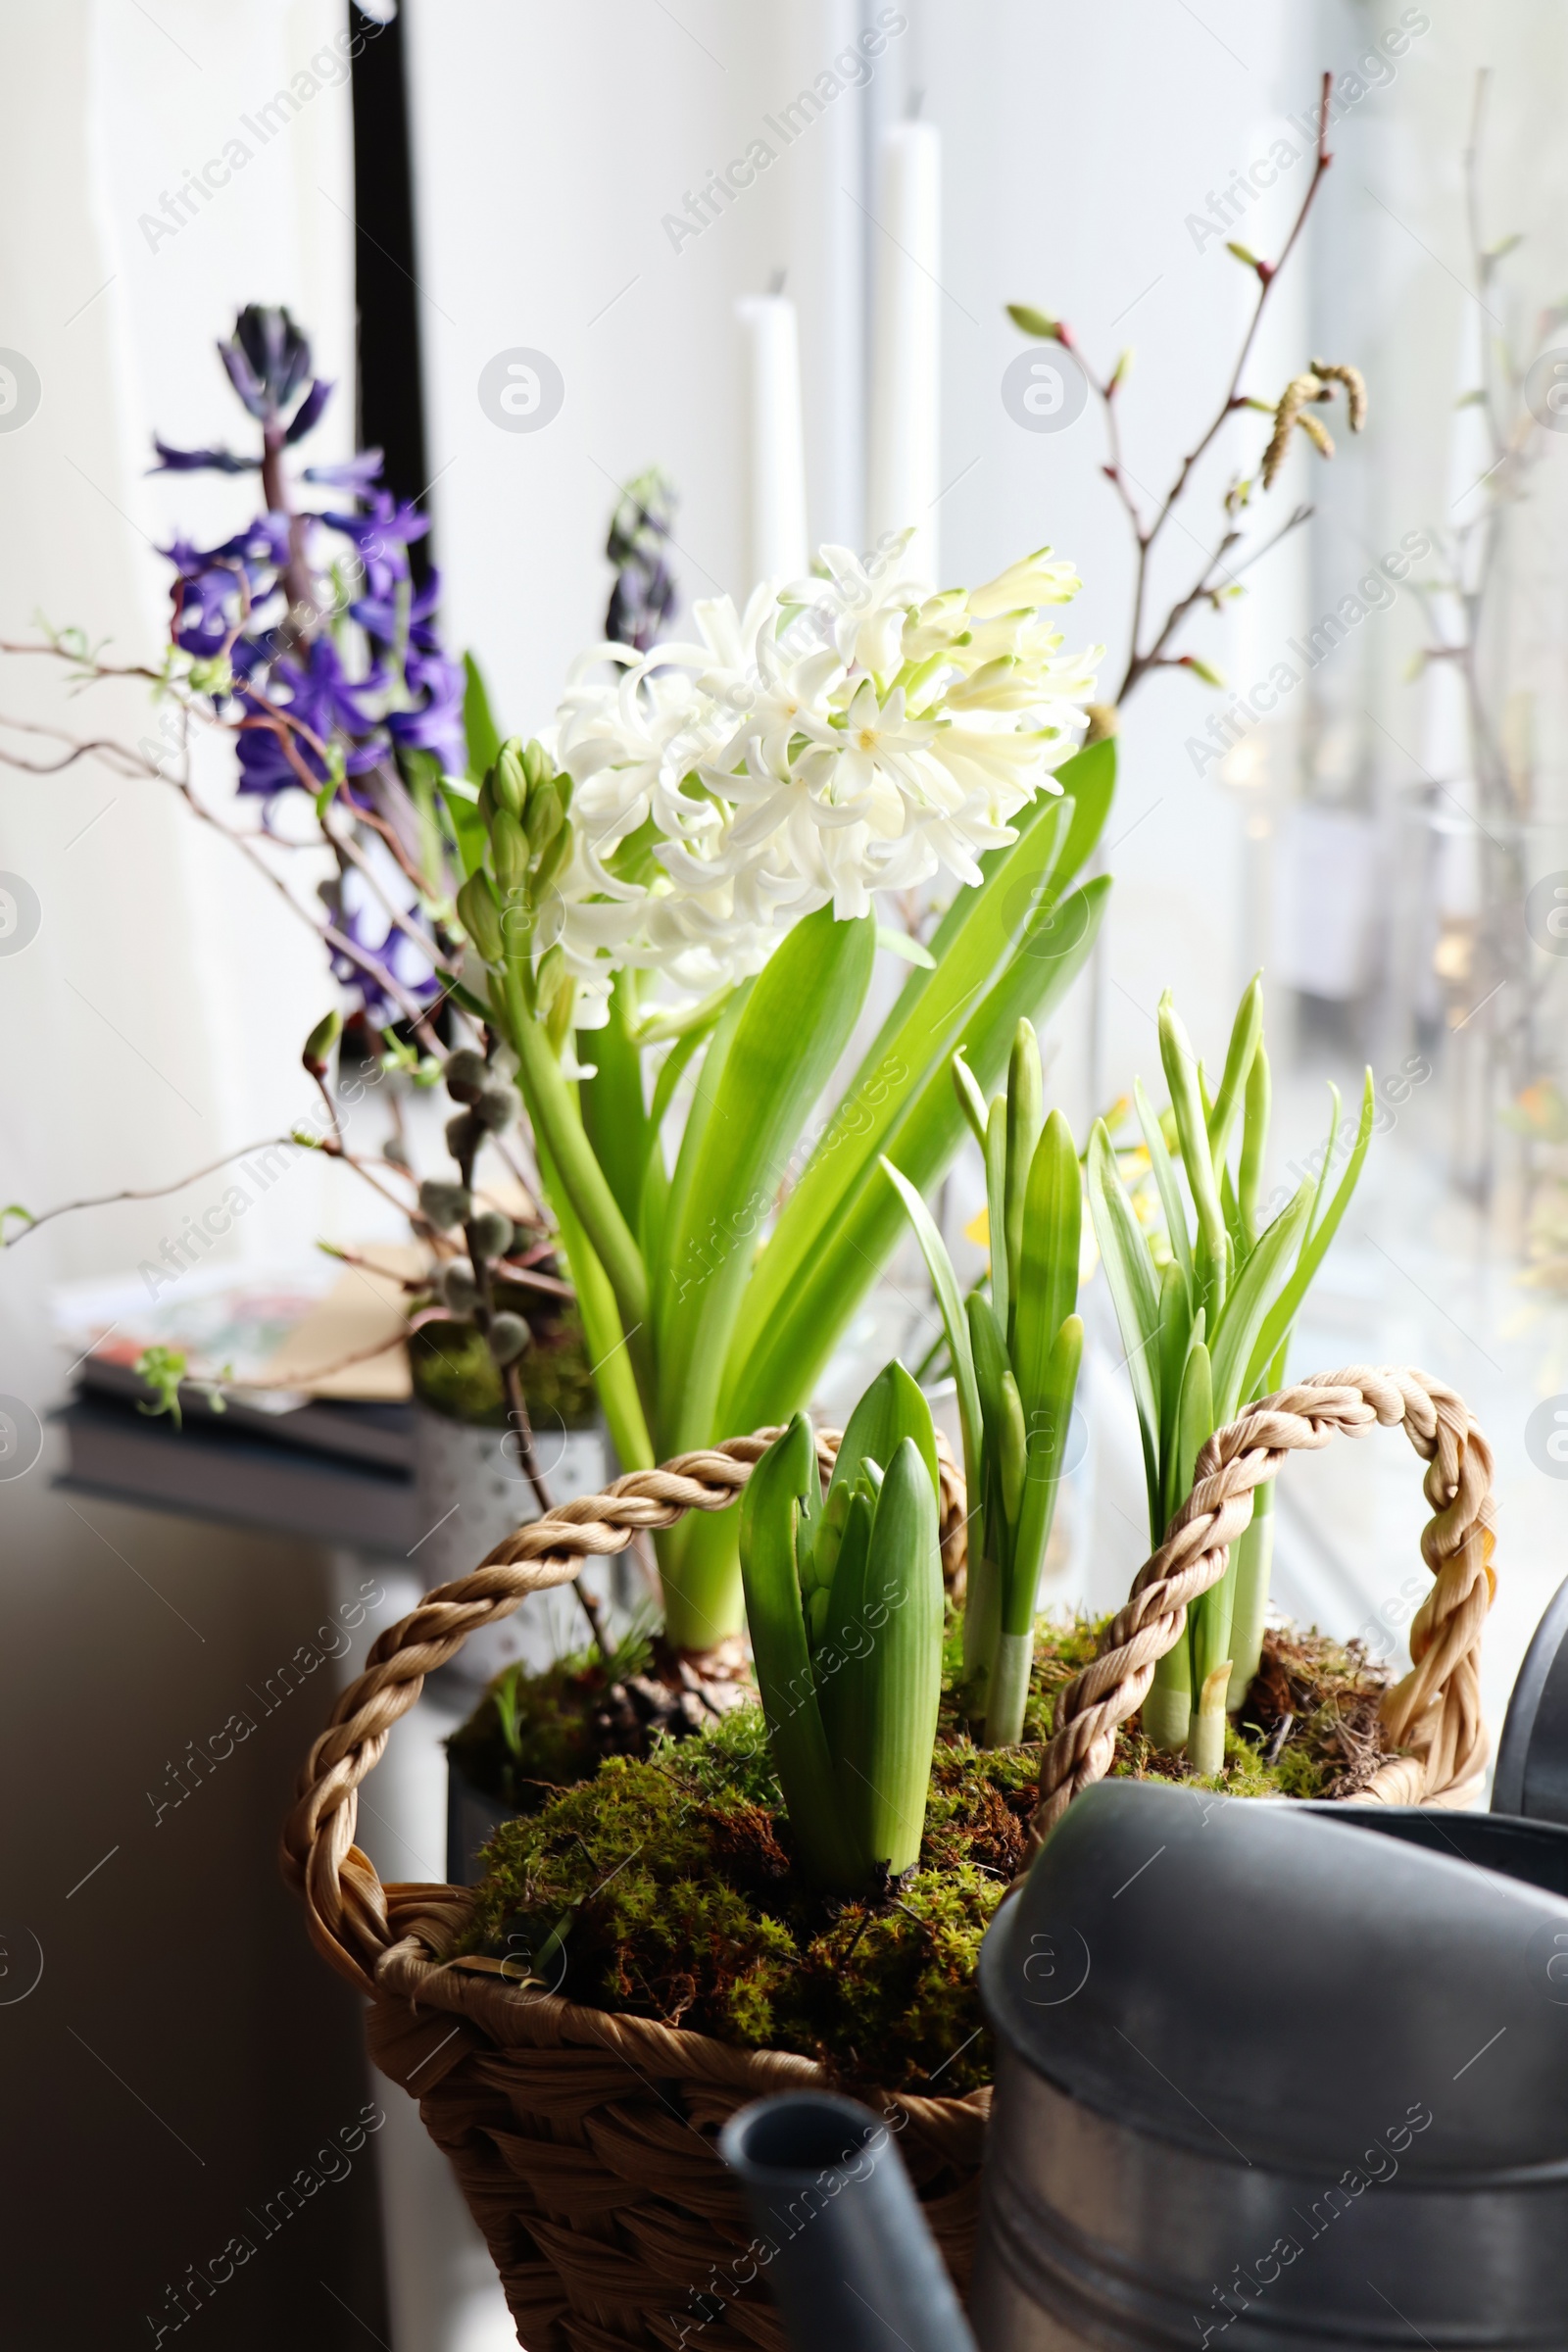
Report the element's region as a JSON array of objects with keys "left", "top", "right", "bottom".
[{"left": 719, "top": 2091, "right": 977, "bottom": 2352}]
